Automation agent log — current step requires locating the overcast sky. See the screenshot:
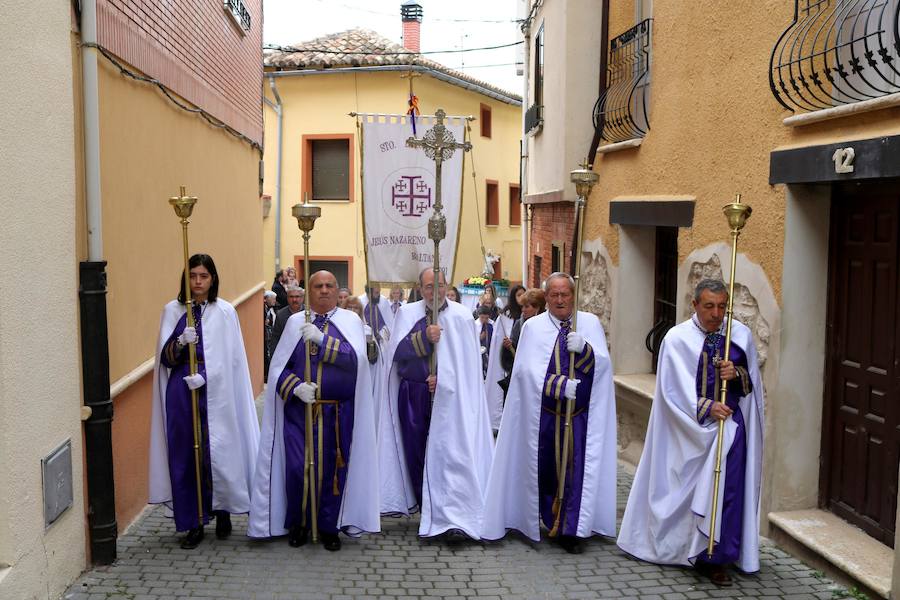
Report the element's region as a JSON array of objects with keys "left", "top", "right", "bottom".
[{"left": 263, "top": 0, "right": 524, "bottom": 94}]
